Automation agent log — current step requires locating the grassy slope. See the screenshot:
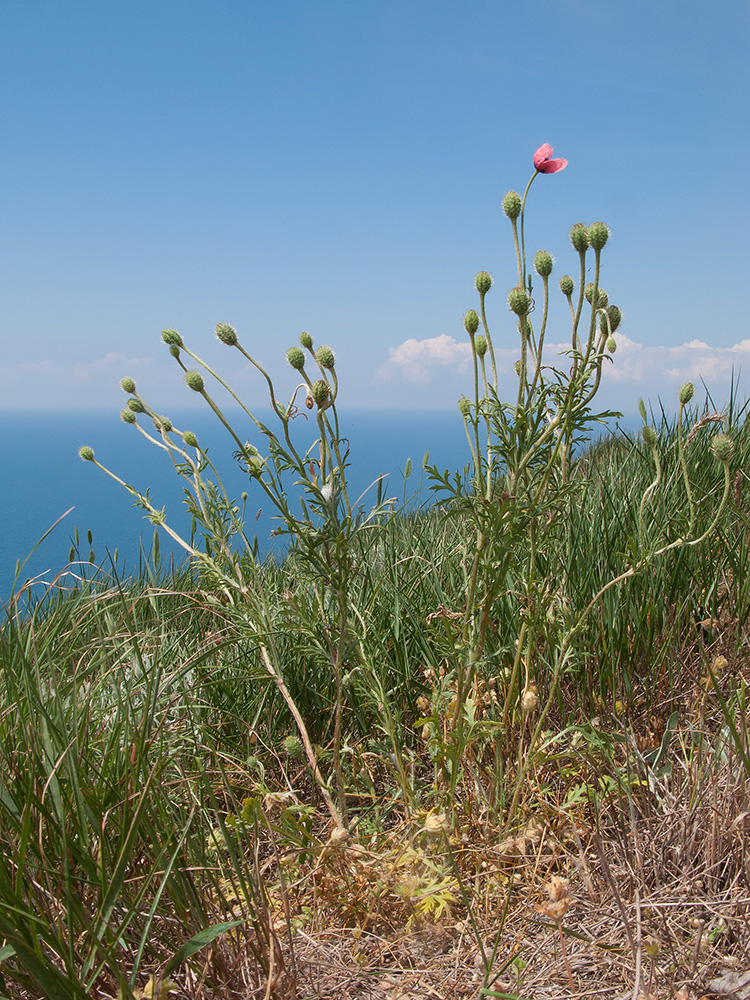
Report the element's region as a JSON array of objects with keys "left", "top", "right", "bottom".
[{"left": 1, "top": 415, "right": 749, "bottom": 999}]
